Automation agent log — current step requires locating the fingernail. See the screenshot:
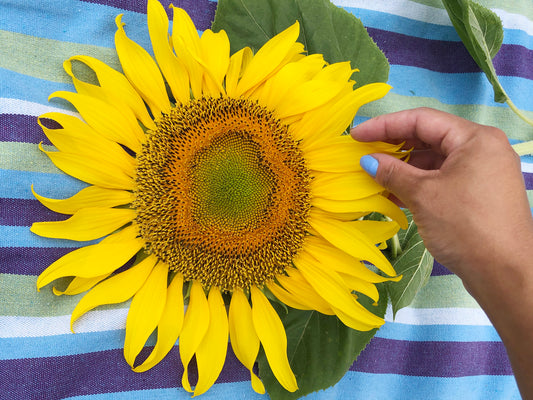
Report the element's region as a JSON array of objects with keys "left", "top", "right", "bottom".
[{"left": 360, "top": 155, "right": 379, "bottom": 177}]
